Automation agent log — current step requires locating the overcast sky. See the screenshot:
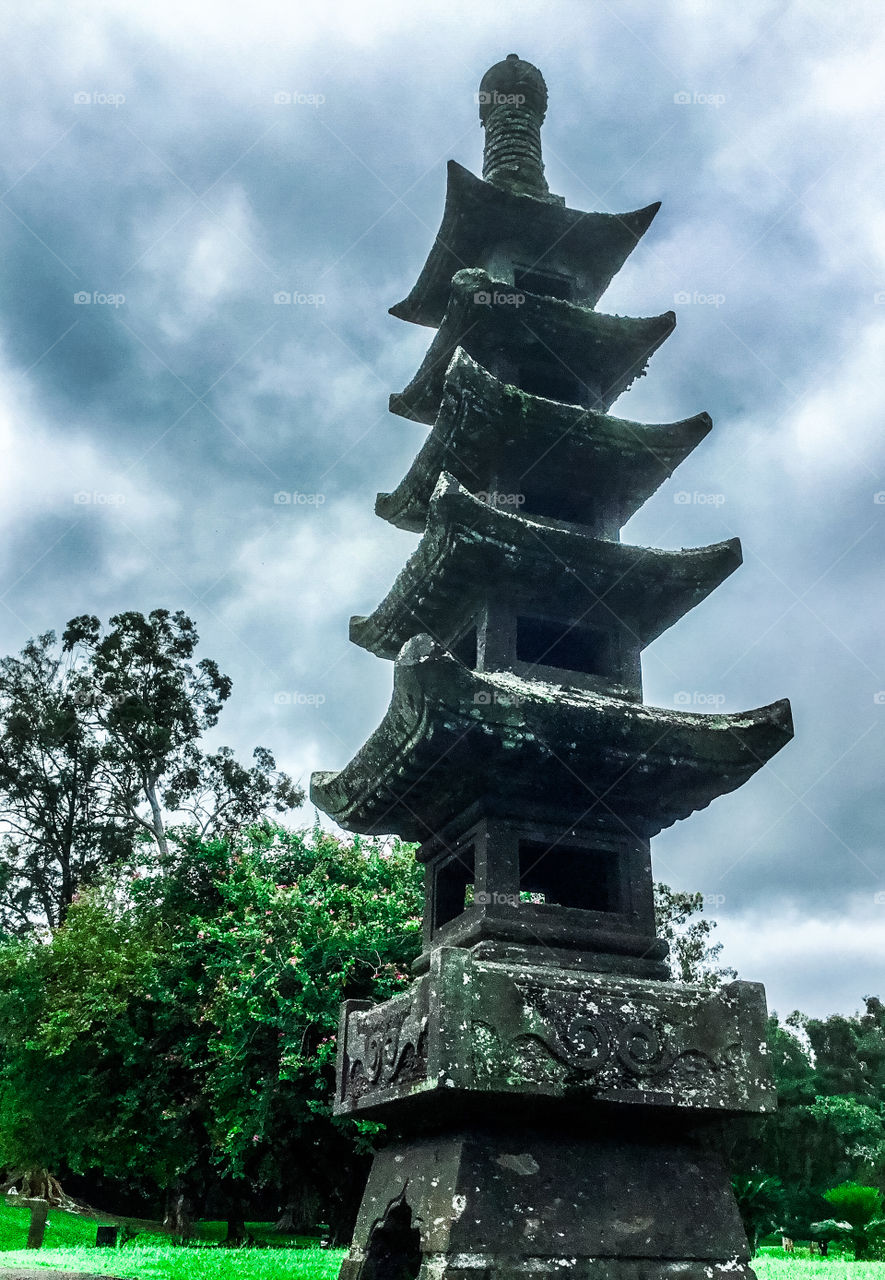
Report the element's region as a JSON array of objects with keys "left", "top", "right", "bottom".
[{"left": 2, "top": 0, "right": 884, "bottom": 1018}]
